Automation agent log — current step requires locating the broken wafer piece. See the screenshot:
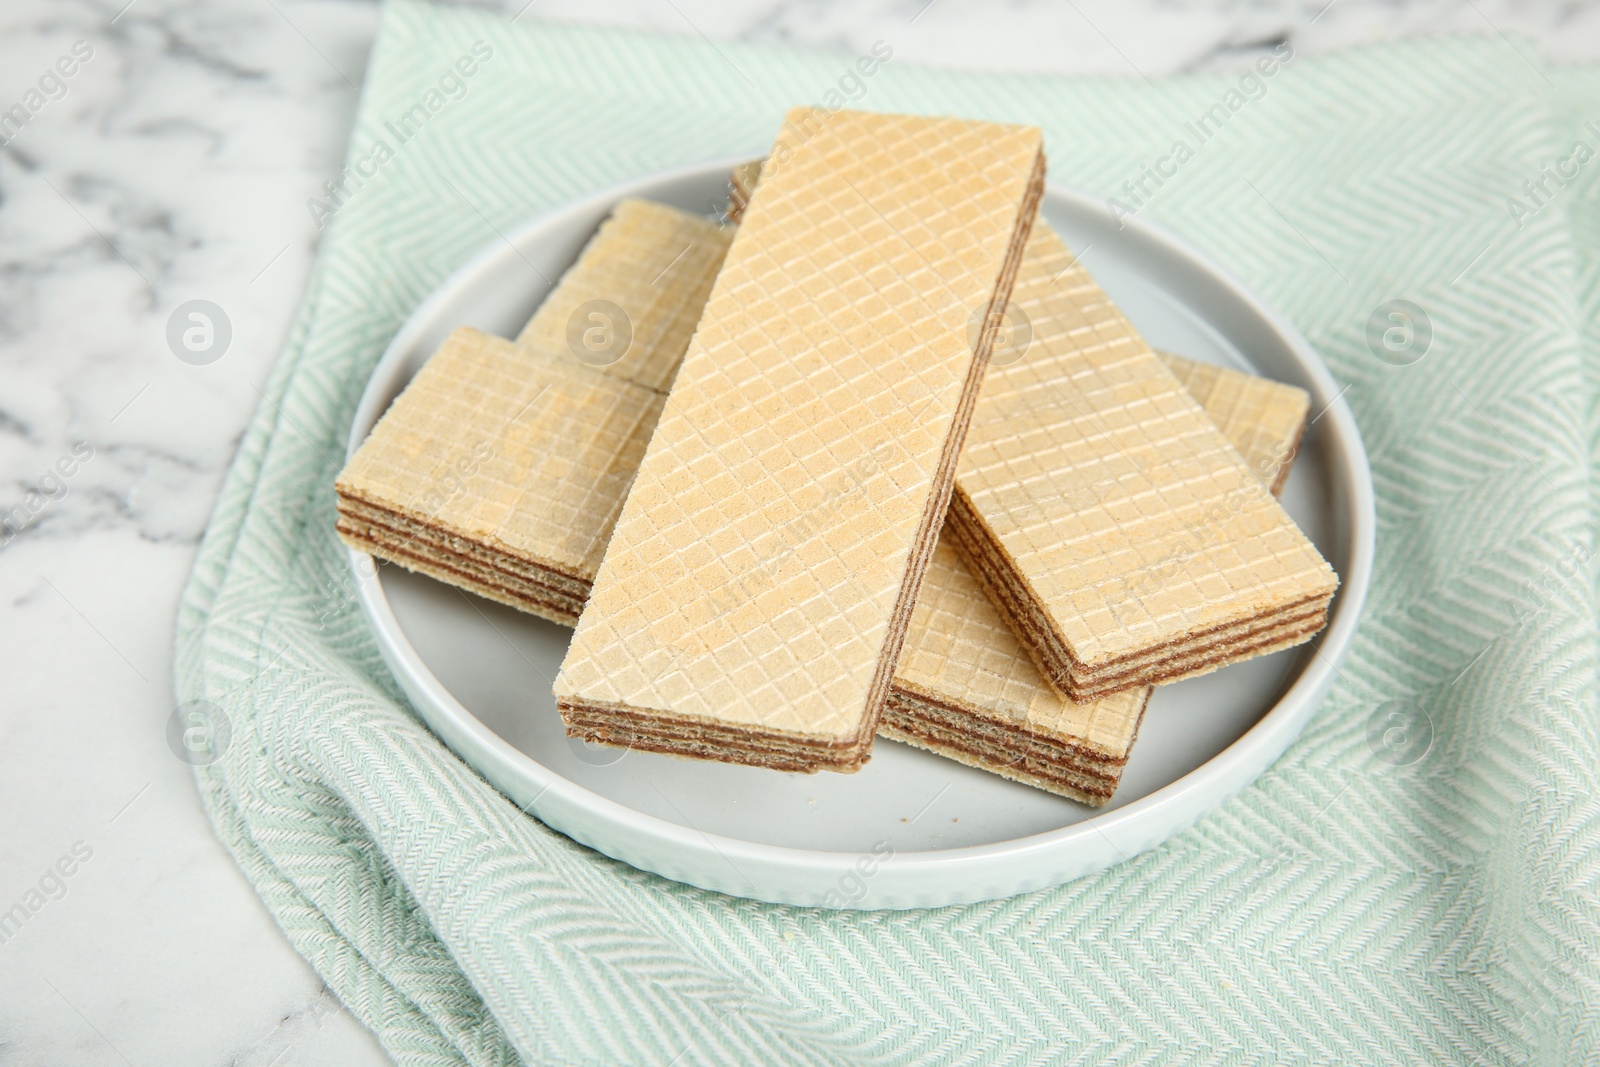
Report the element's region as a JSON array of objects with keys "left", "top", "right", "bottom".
[
  {"left": 333, "top": 199, "right": 733, "bottom": 624},
  {"left": 554, "top": 108, "right": 1047, "bottom": 773},
  {"left": 884, "top": 353, "right": 1311, "bottom": 805},
  {"left": 945, "top": 223, "right": 1338, "bottom": 702}
]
